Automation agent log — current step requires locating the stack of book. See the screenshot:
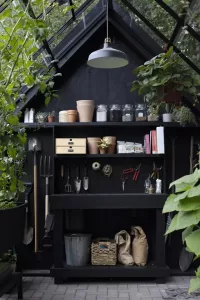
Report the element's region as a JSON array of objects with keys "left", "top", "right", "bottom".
[{"left": 144, "top": 127, "right": 165, "bottom": 154}]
